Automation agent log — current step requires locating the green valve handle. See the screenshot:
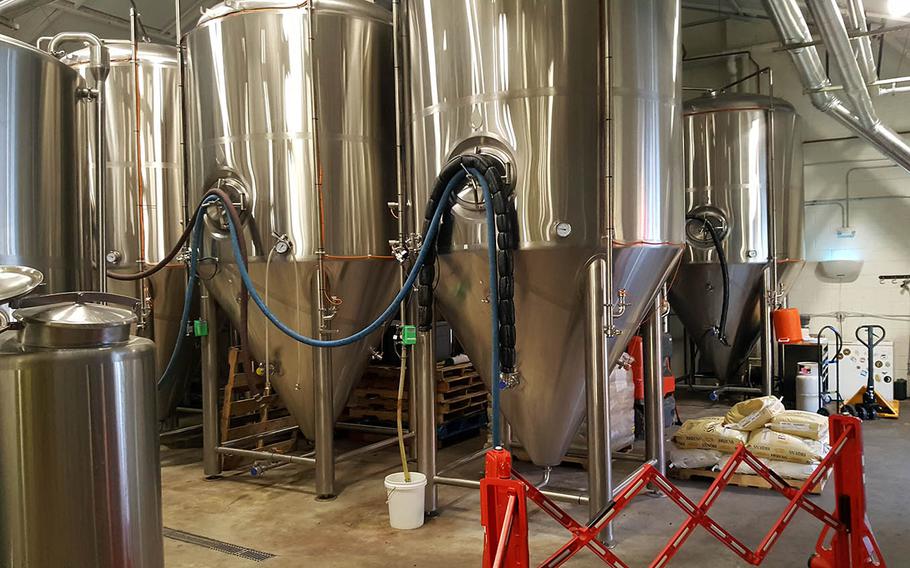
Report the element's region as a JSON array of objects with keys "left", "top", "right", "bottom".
[
  {"left": 193, "top": 319, "right": 209, "bottom": 337},
  {"left": 401, "top": 325, "right": 417, "bottom": 346}
]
